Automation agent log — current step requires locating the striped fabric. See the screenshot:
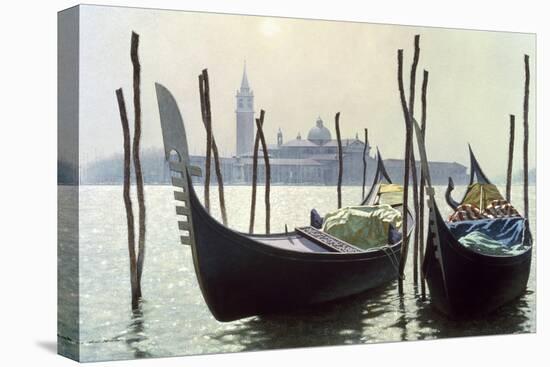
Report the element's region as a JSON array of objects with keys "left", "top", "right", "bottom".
[
  {"left": 483, "top": 200, "right": 520, "bottom": 219},
  {"left": 448, "top": 204, "right": 484, "bottom": 222},
  {"left": 448, "top": 200, "right": 521, "bottom": 222}
]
